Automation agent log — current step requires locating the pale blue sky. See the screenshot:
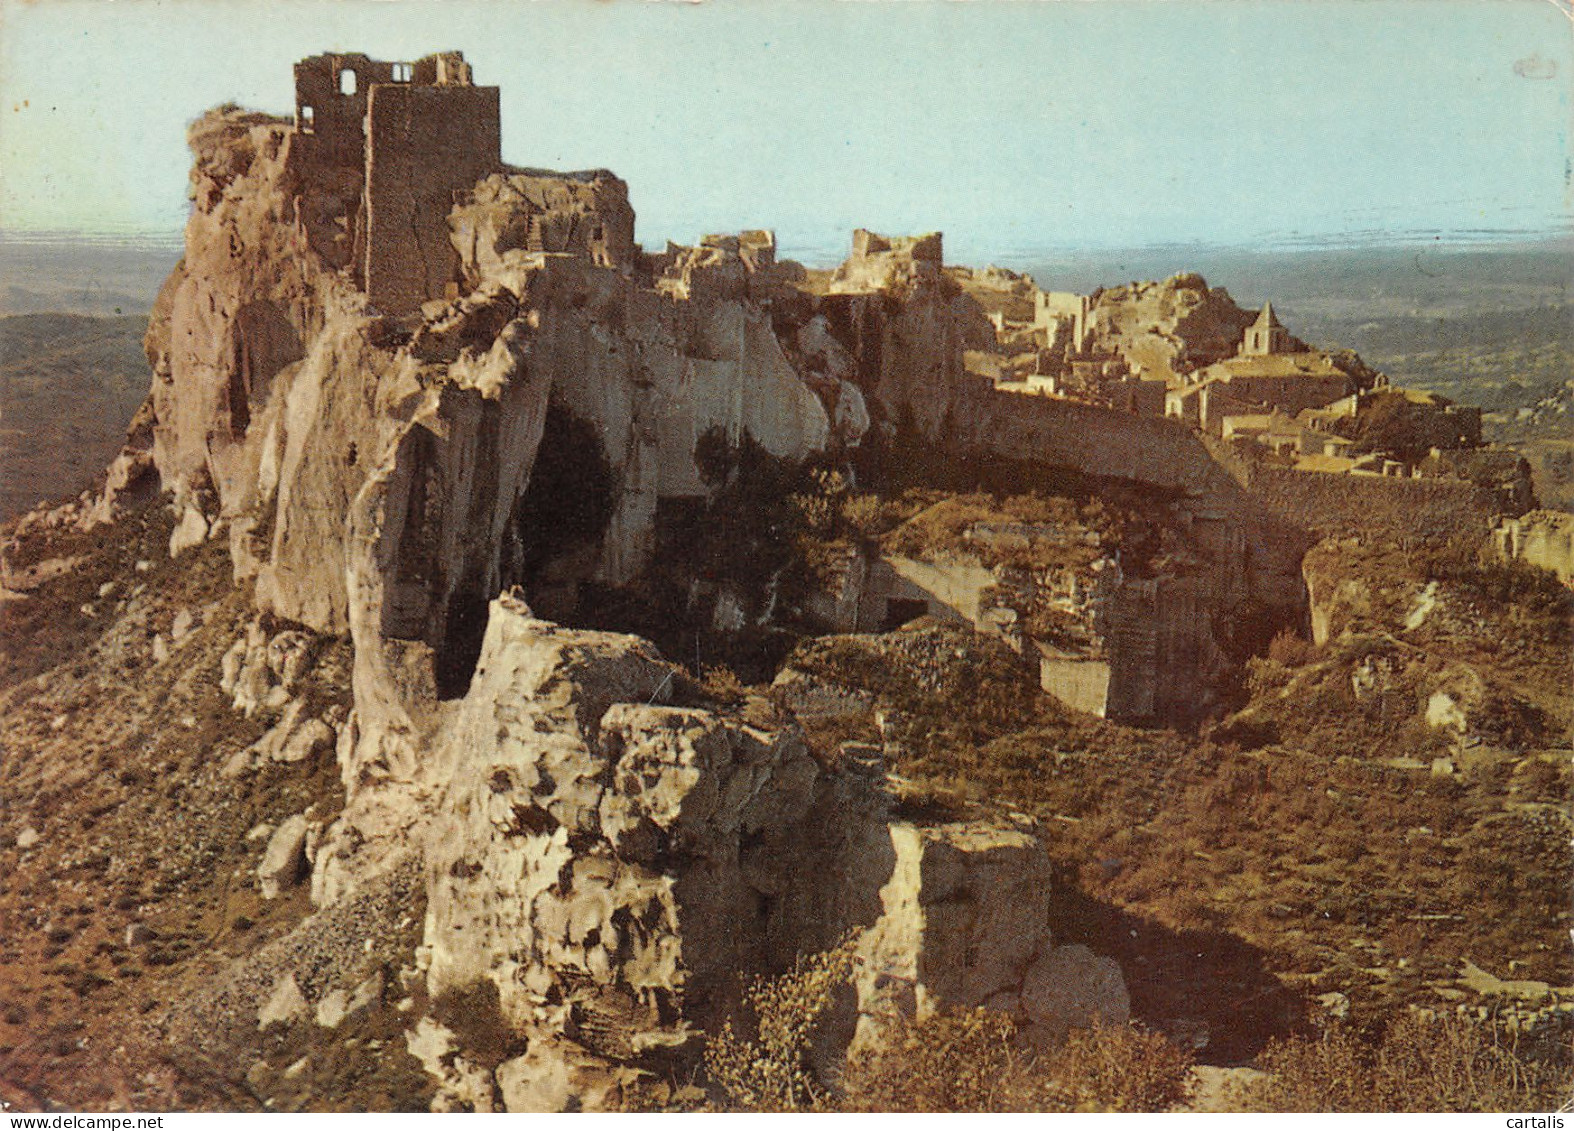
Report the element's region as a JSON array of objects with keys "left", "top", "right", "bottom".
[{"left": 1, "top": 0, "right": 1569, "bottom": 262}]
